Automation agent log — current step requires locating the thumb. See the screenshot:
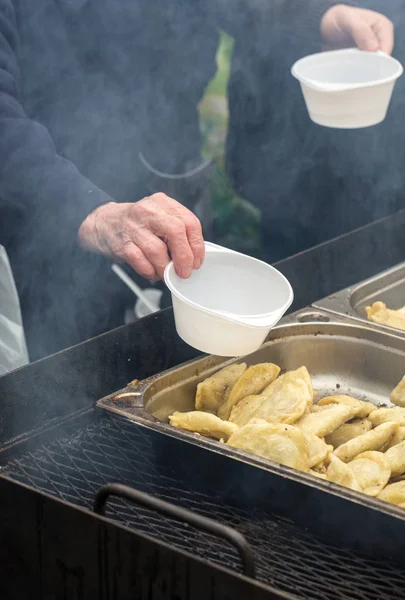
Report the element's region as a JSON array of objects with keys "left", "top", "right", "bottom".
[{"left": 341, "top": 16, "right": 379, "bottom": 51}]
